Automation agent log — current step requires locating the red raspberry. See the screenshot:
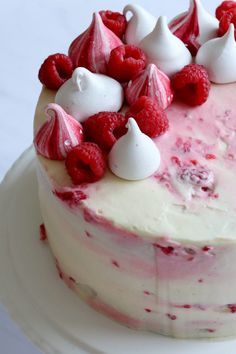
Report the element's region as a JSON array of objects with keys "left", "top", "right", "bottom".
[
  {"left": 216, "top": 1, "right": 236, "bottom": 20},
  {"left": 38, "top": 53, "right": 74, "bottom": 90},
  {"left": 177, "top": 163, "right": 215, "bottom": 190},
  {"left": 107, "top": 45, "right": 147, "bottom": 82},
  {"left": 171, "top": 64, "right": 211, "bottom": 106},
  {"left": 84, "top": 112, "right": 127, "bottom": 151},
  {"left": 99, "top": 10, "right": 127, "bottom": 39},
  {"left": 65, "top": 143, "right": 106, "bottom": 185},
  {"left": 125, "top": 96, "right": 169, "bottom": 138},
  {"left": 218, "top": 8, "right": 236, "bottom": 38}
]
